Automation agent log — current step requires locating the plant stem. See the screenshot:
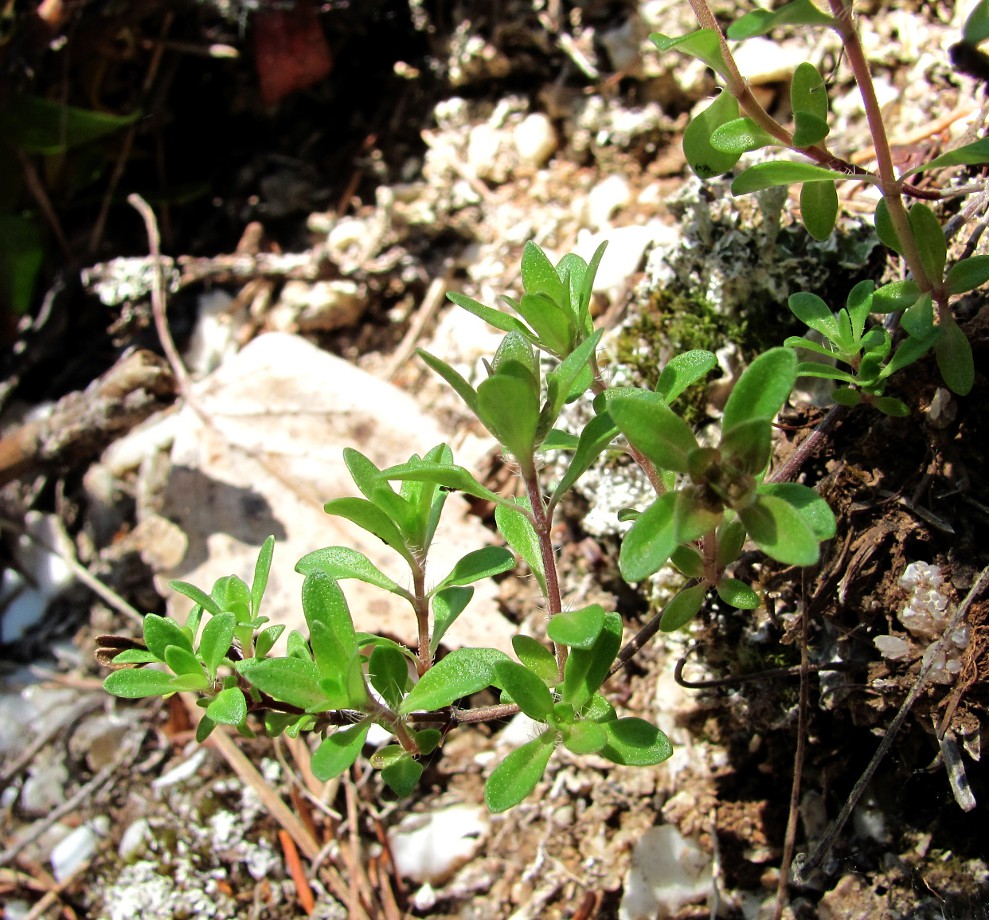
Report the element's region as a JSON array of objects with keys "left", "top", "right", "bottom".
[
  {"left": 523, "top": 466, "right": 568, "bottom": 677},
  {"left": 826, "top": 0, "right": 947, "bottom": 312},
  {"left": 411, "top": 562, "right": 432, "bottom": 676}
]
